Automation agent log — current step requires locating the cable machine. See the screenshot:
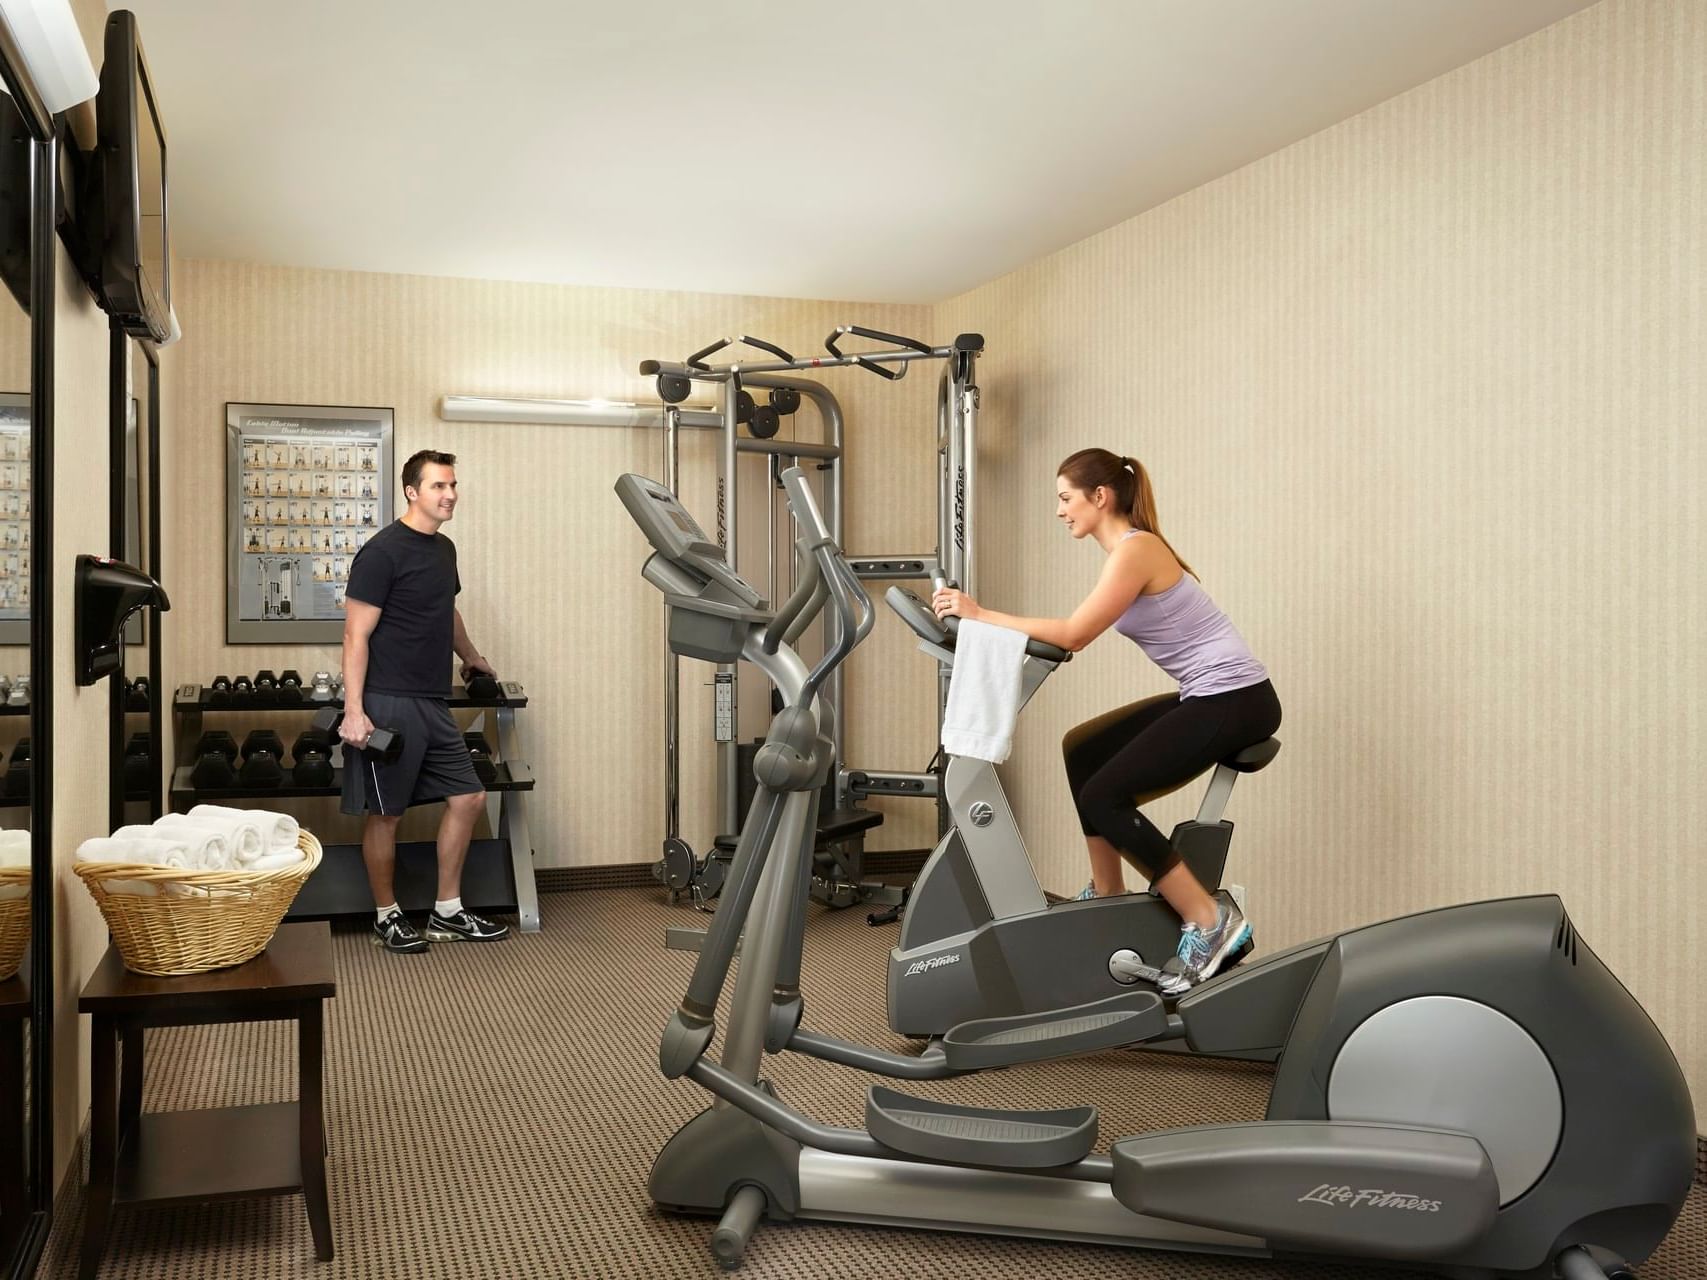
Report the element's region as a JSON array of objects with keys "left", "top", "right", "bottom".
[{"left": 642, "top": 327, "right": 983, "bottom": 914}]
